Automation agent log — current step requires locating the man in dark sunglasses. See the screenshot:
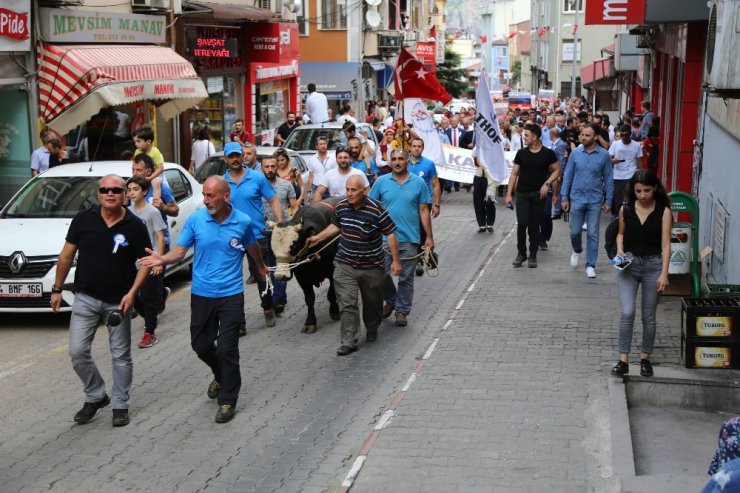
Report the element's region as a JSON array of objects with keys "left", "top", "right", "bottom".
[{"left": 51, "top": 174, "right": 152, "bottom": 428}]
